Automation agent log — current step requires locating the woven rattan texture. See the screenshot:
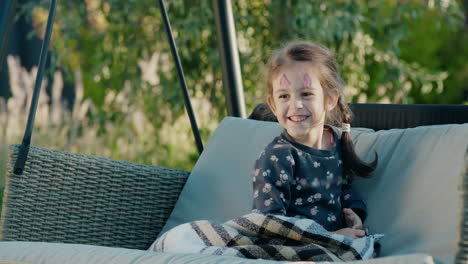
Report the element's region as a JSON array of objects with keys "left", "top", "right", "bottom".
[
  {"left": 456, "top": 151, "right": 468, "bottom": 264},
  {"left": 0, "top": 145, "right": 190, "bottom": 250}
]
